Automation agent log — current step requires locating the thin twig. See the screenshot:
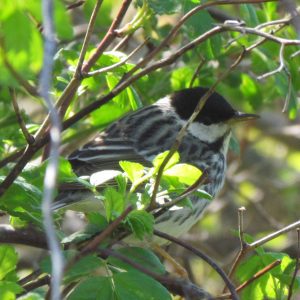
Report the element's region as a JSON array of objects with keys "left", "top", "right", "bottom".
[
  {"left": 154, "top": 229, "right": 239, "bottom": 300},
  {"left": 34, "top": 0, "right": 132, "bottom": 142},
  {"left": 189, "top": 57, "right": 206, "bottom": 88},
  {"left": 227, "top": 219, "right": 300, "bottom": 286},
  {"left": 257, "top": 43, "right": 286, "bottom": 80},
  {"left": 10, "top": 89, "right": 35, "bottom": 145},
  {"left": 75, "top": 0, "right": 104, "bottom": 77},
  {"left": 221, "top": 23, "right": 300, "bottom": 45},
  {"left": 40, "top": 1, "right": 64, "bottom": 299},
  {"left": 82, "top": 0, "right": 132, "bottom": 72},
  {"left": 250, "top": 220, "right": 300, "bottom": 249},
  {"left": 66, "top": 1, "right": 85, "bottom": 10},
  {"left": 121, "top": 0, "right": 278, "bottom": 81},
  {"left": 282, "top": 67, "right": 292, "bottom": 113},
  {"left": 81, "top": 206, "right": 133, "bottom": 255},
  {"left": 218, "top": 260, "right": 281, "bottom": 299},
  {"left": 255, "top": 18, "right": 291, "bottom": 30},
  {"left": 238, "top": 207, "right": 247, "bottom": 249},
  {"left": 84, "top": 40, "right": 147, "bottom": 77},
  {"left": 287, "top": 228, "right": 300, "bottom": 300},
  {"left": 64, "top": 206, "right": 133, "bottom": 273},
  {"left": 156, "top": 170, "right": 209, "bottom": 211}
]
